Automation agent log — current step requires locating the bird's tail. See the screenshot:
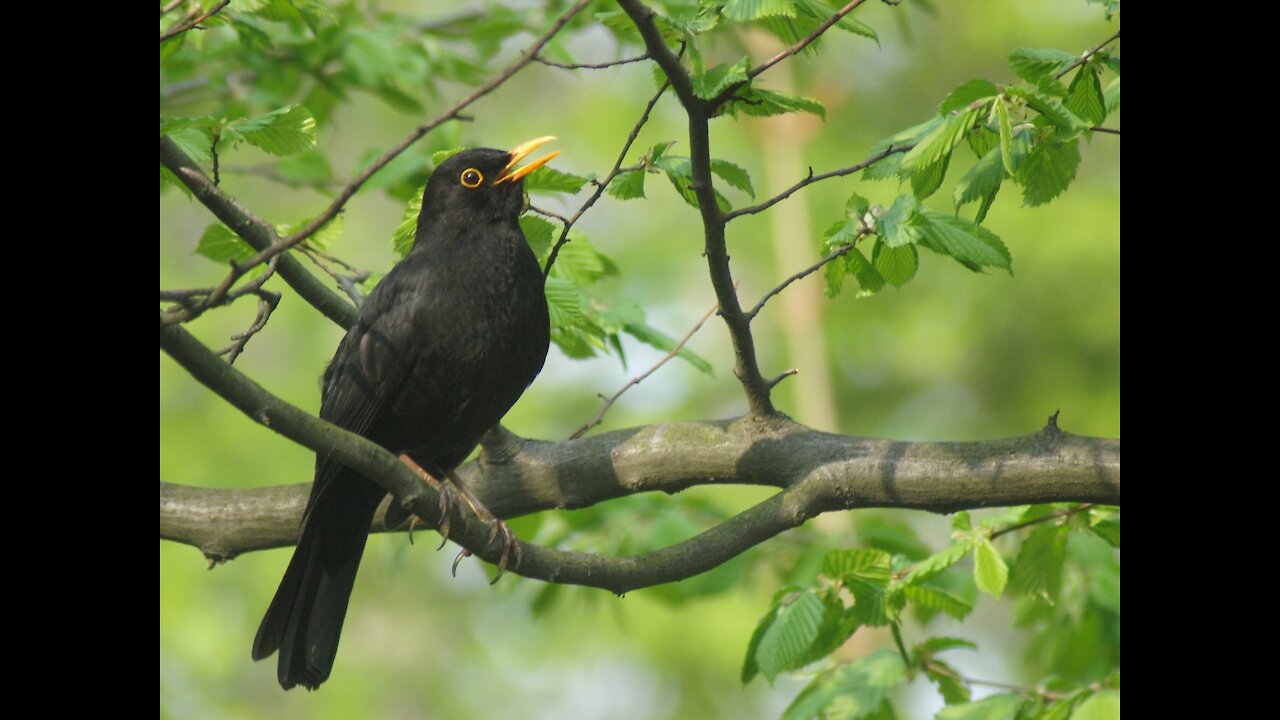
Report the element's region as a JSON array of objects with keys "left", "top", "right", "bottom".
[{"left": 252, "top": 474, "right": 385, "bottom": 690}]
